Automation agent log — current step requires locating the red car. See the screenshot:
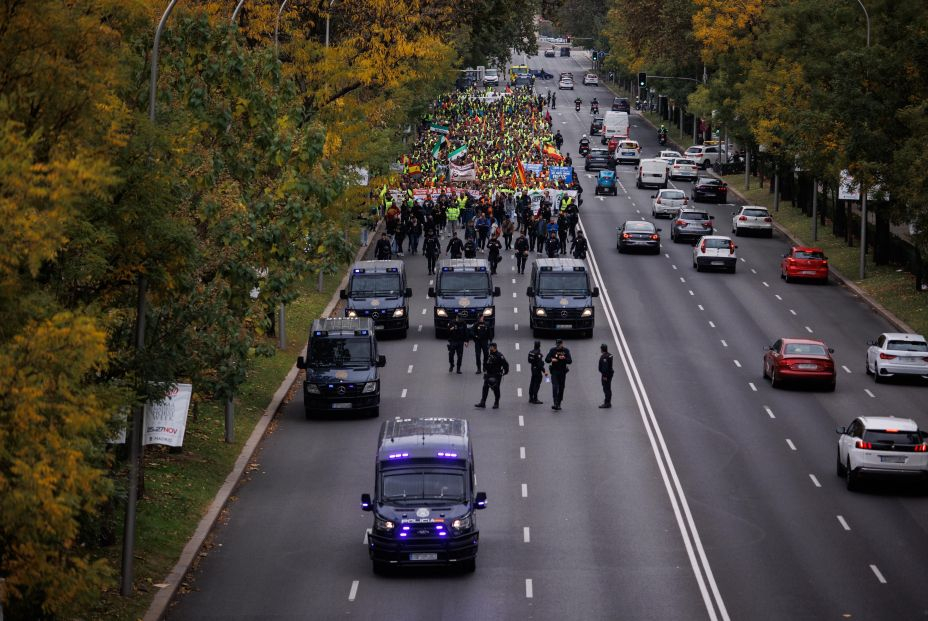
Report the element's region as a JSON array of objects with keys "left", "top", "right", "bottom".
[
  {"left": 780, "top": 246, "right": 828, "bottom": 283},
  {"left": 763, "top": 338, "right": 836, "bottom": 391}
]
